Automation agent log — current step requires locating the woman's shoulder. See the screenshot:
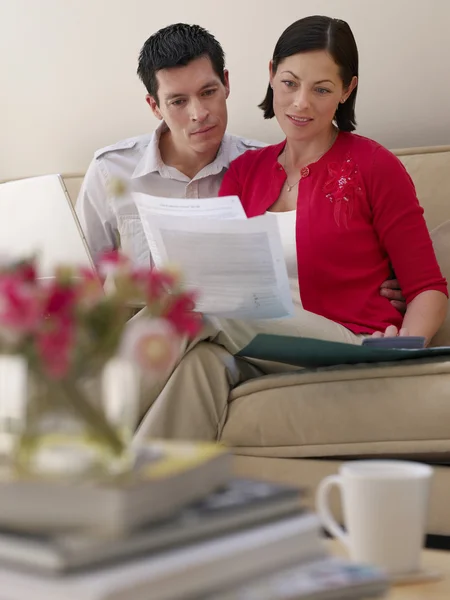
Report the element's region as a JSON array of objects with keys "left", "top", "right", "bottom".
[
  {"left": 338, "top": 132, "right": 410, "bottom": 183},
  {"left": 340, "top": 132, "right": 403, "bottom": 166}
]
